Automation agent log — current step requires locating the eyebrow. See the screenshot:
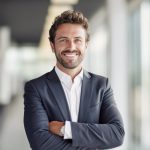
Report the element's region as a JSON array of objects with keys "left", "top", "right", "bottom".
[
  {"left": 74, "top": 36, "right": 82, "bottom": 39},
  {"left": 56, "top": 36, "right": 82, "bottom": 40},
  {"left": 55, "top": 37, "right": 67, "bottom": 40}
]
